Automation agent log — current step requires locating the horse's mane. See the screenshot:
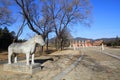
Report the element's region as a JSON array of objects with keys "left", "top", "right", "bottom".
[{"left": 18, "top": 36, "right": 35, "bottom": 45}]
